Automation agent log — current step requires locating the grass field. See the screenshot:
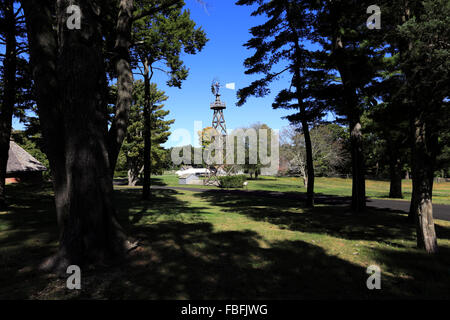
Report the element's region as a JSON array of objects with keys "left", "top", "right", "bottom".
[
  {"left": 148, "top": 175, "right": 450, "bottom": 205},
  {"left": 1, "top": 182, "right": 450, "bottom": 299}
]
